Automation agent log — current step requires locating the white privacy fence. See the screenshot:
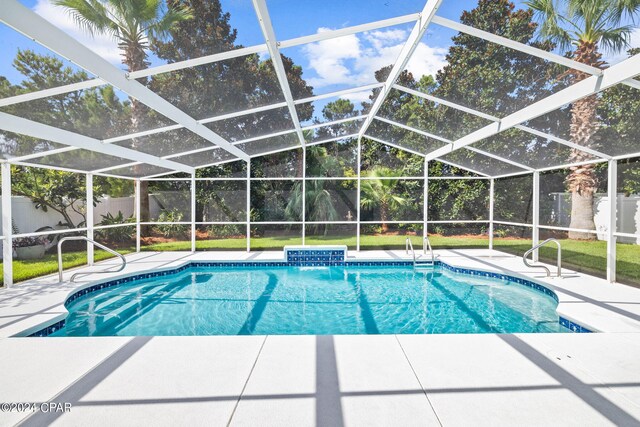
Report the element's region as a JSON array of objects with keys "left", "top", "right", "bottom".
[
  {"left": 0, "top": 194, "right": 184, "bottom": 235},
  {"left": 550, "top": 193, "right": 640, "bottom": 243}
]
